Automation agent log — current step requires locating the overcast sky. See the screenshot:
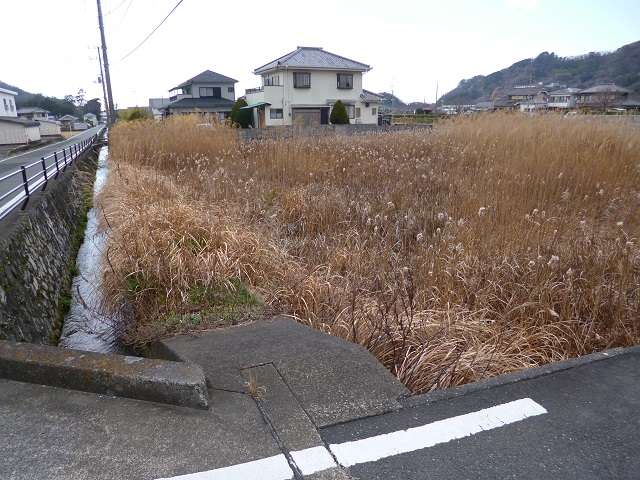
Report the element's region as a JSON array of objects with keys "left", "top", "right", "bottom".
[{"left": 2, "top": 0, "right": 638, "bottom": 109}]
